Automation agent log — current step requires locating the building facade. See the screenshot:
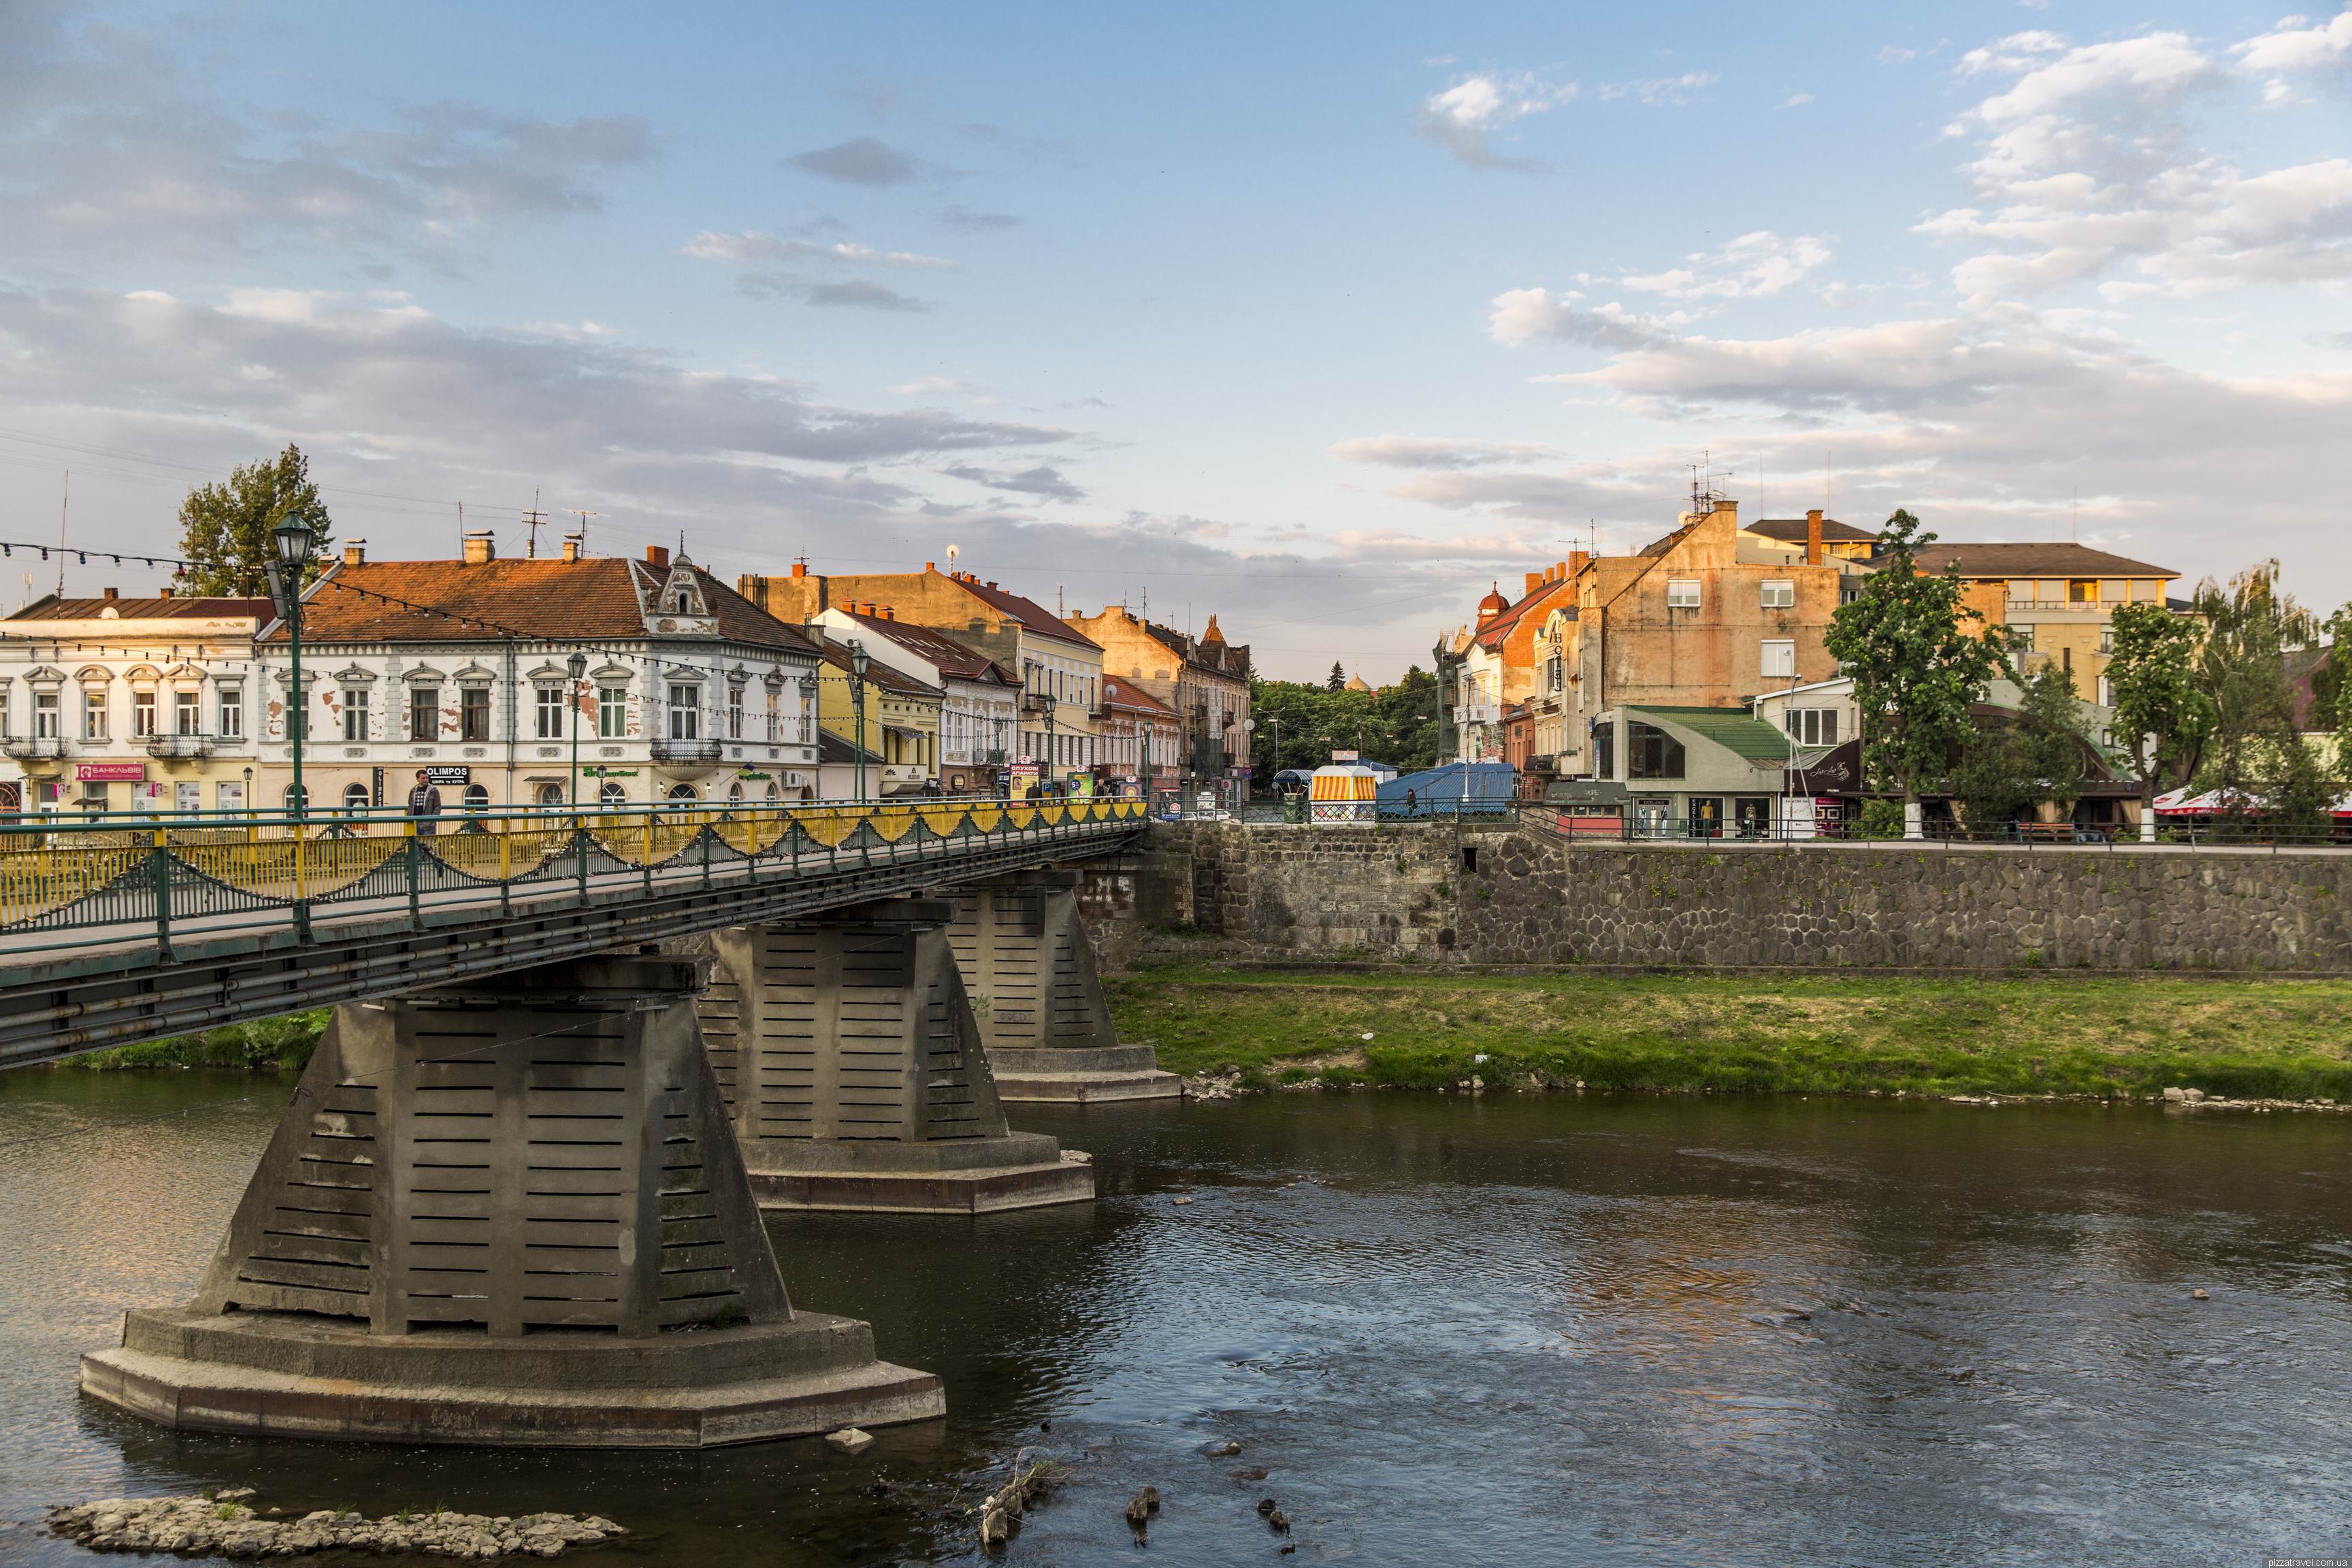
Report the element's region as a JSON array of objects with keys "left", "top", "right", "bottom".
[
  {"left": 0, "top": 591, "right": 270, "bottom": 813},
  {"left": 1913, "top": 542, "right": 2178, "bottom": 706},
  {"left": 813, "top": 634, "right": 942, "bottom": 798},
  {"left": 1060, "top": 607, "right": 1252, "bottom": 802},
  {"left": 741, "top": 564, "right": 1103, "bottom": 790},
  {"left": 1098, "top": 674, "right": 1181, "bottom": 798},
  {"left": 259, "top": 540, "right": 823, "bottom": 813},
  {"left": 810, "top": 606, "right": 1019, "bottom": 795}
]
